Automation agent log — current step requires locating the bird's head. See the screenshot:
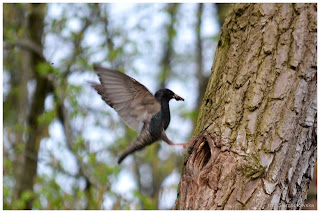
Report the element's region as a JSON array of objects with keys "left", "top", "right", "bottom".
[{"left": 155, "top": 89, "right": 184, "bottom": 102}]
